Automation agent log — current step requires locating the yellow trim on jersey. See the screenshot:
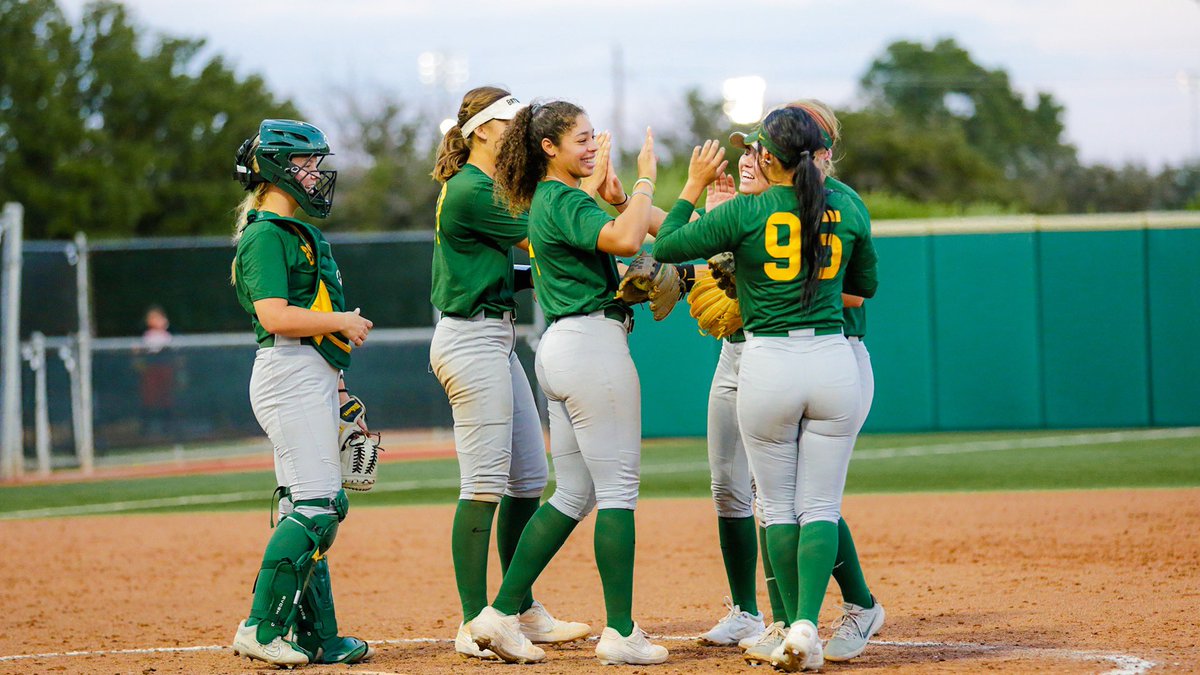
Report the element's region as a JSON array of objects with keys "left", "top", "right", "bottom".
[
  {"left": 309, "top": 280, "right": 352, "bottom": 353},
  {"left": 434, "top": 182, "right": 448, "bottom": 246}
]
